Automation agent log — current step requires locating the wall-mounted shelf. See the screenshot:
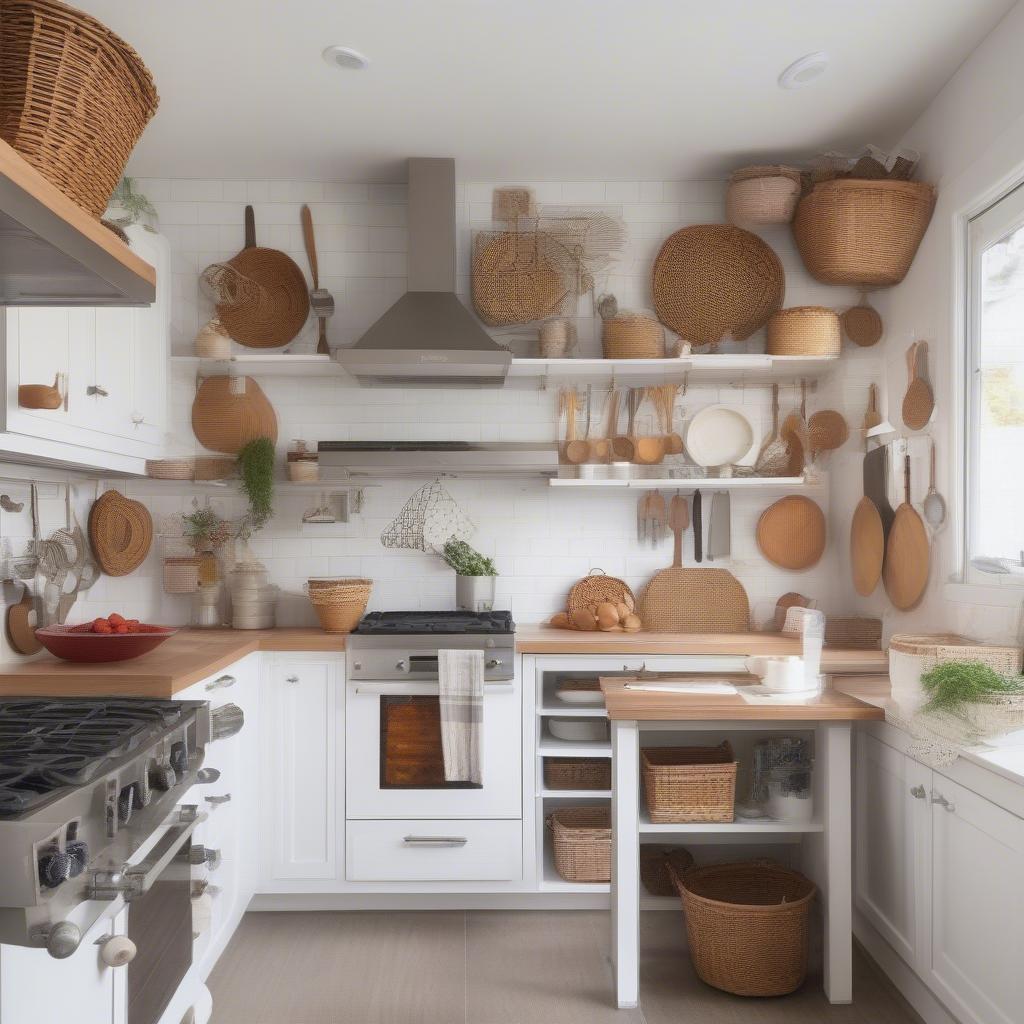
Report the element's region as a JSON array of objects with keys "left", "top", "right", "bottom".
[
  {"left": 639, "top": 811, "right": 823, "bottom": 836},
  {"left": 550, "top": 475, "right": 824, "bottom": 491},
  {"left": 171, "top": 354, "right": 343, "bottom": 378}
]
